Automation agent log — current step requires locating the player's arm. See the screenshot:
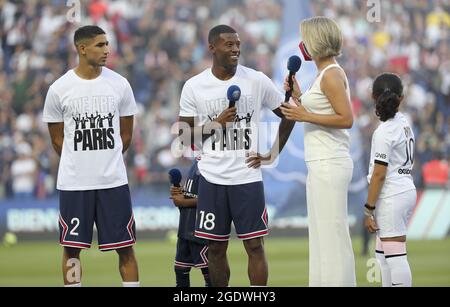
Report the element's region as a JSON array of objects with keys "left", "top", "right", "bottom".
[
  {"left": 365, "top": 163, "right": 388, "bottom": 233},
  {"left": 48, "top": 123, "right": 64, "bottom": 157},
  {"left": 281, "top": 69, "right": 353, "bottom": 129},
  {"left": 246, "top": 108, "right": 295, "bottom": 169},
  {"left": 367, "top": 163, "right": 388, "bottom": 207},
  {"left": 120, "top": 116, "right": 134, "bottom": 153},
  {"left": 179, "top": 80, "right": 236, "bottom": 146},
  {"left": 246, "top": 105, "right": 295, "bottom": 169},
  {"left": 179, "top": 108, "right": 237, "bottom": 145},
  {"left": 178, "top": 116, "right": 201, "bottom": 146},
  {"left": 272, "top": 108, "right": 296, "bottom": 157}
]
